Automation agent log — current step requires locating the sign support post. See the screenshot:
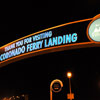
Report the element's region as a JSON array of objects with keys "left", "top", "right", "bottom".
[{"left": 50, "top": 79, "right": 63, "bottom": 100}]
